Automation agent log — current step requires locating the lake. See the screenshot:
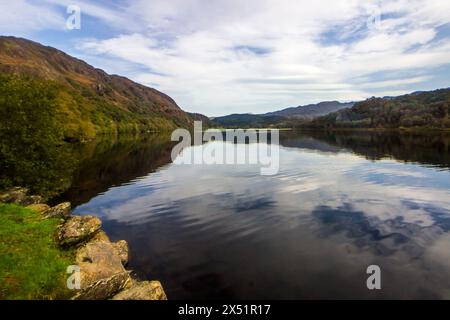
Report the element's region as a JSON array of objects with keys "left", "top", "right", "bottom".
[{"left": 56, "top": 130, "right": 450, "bottom": 299}]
